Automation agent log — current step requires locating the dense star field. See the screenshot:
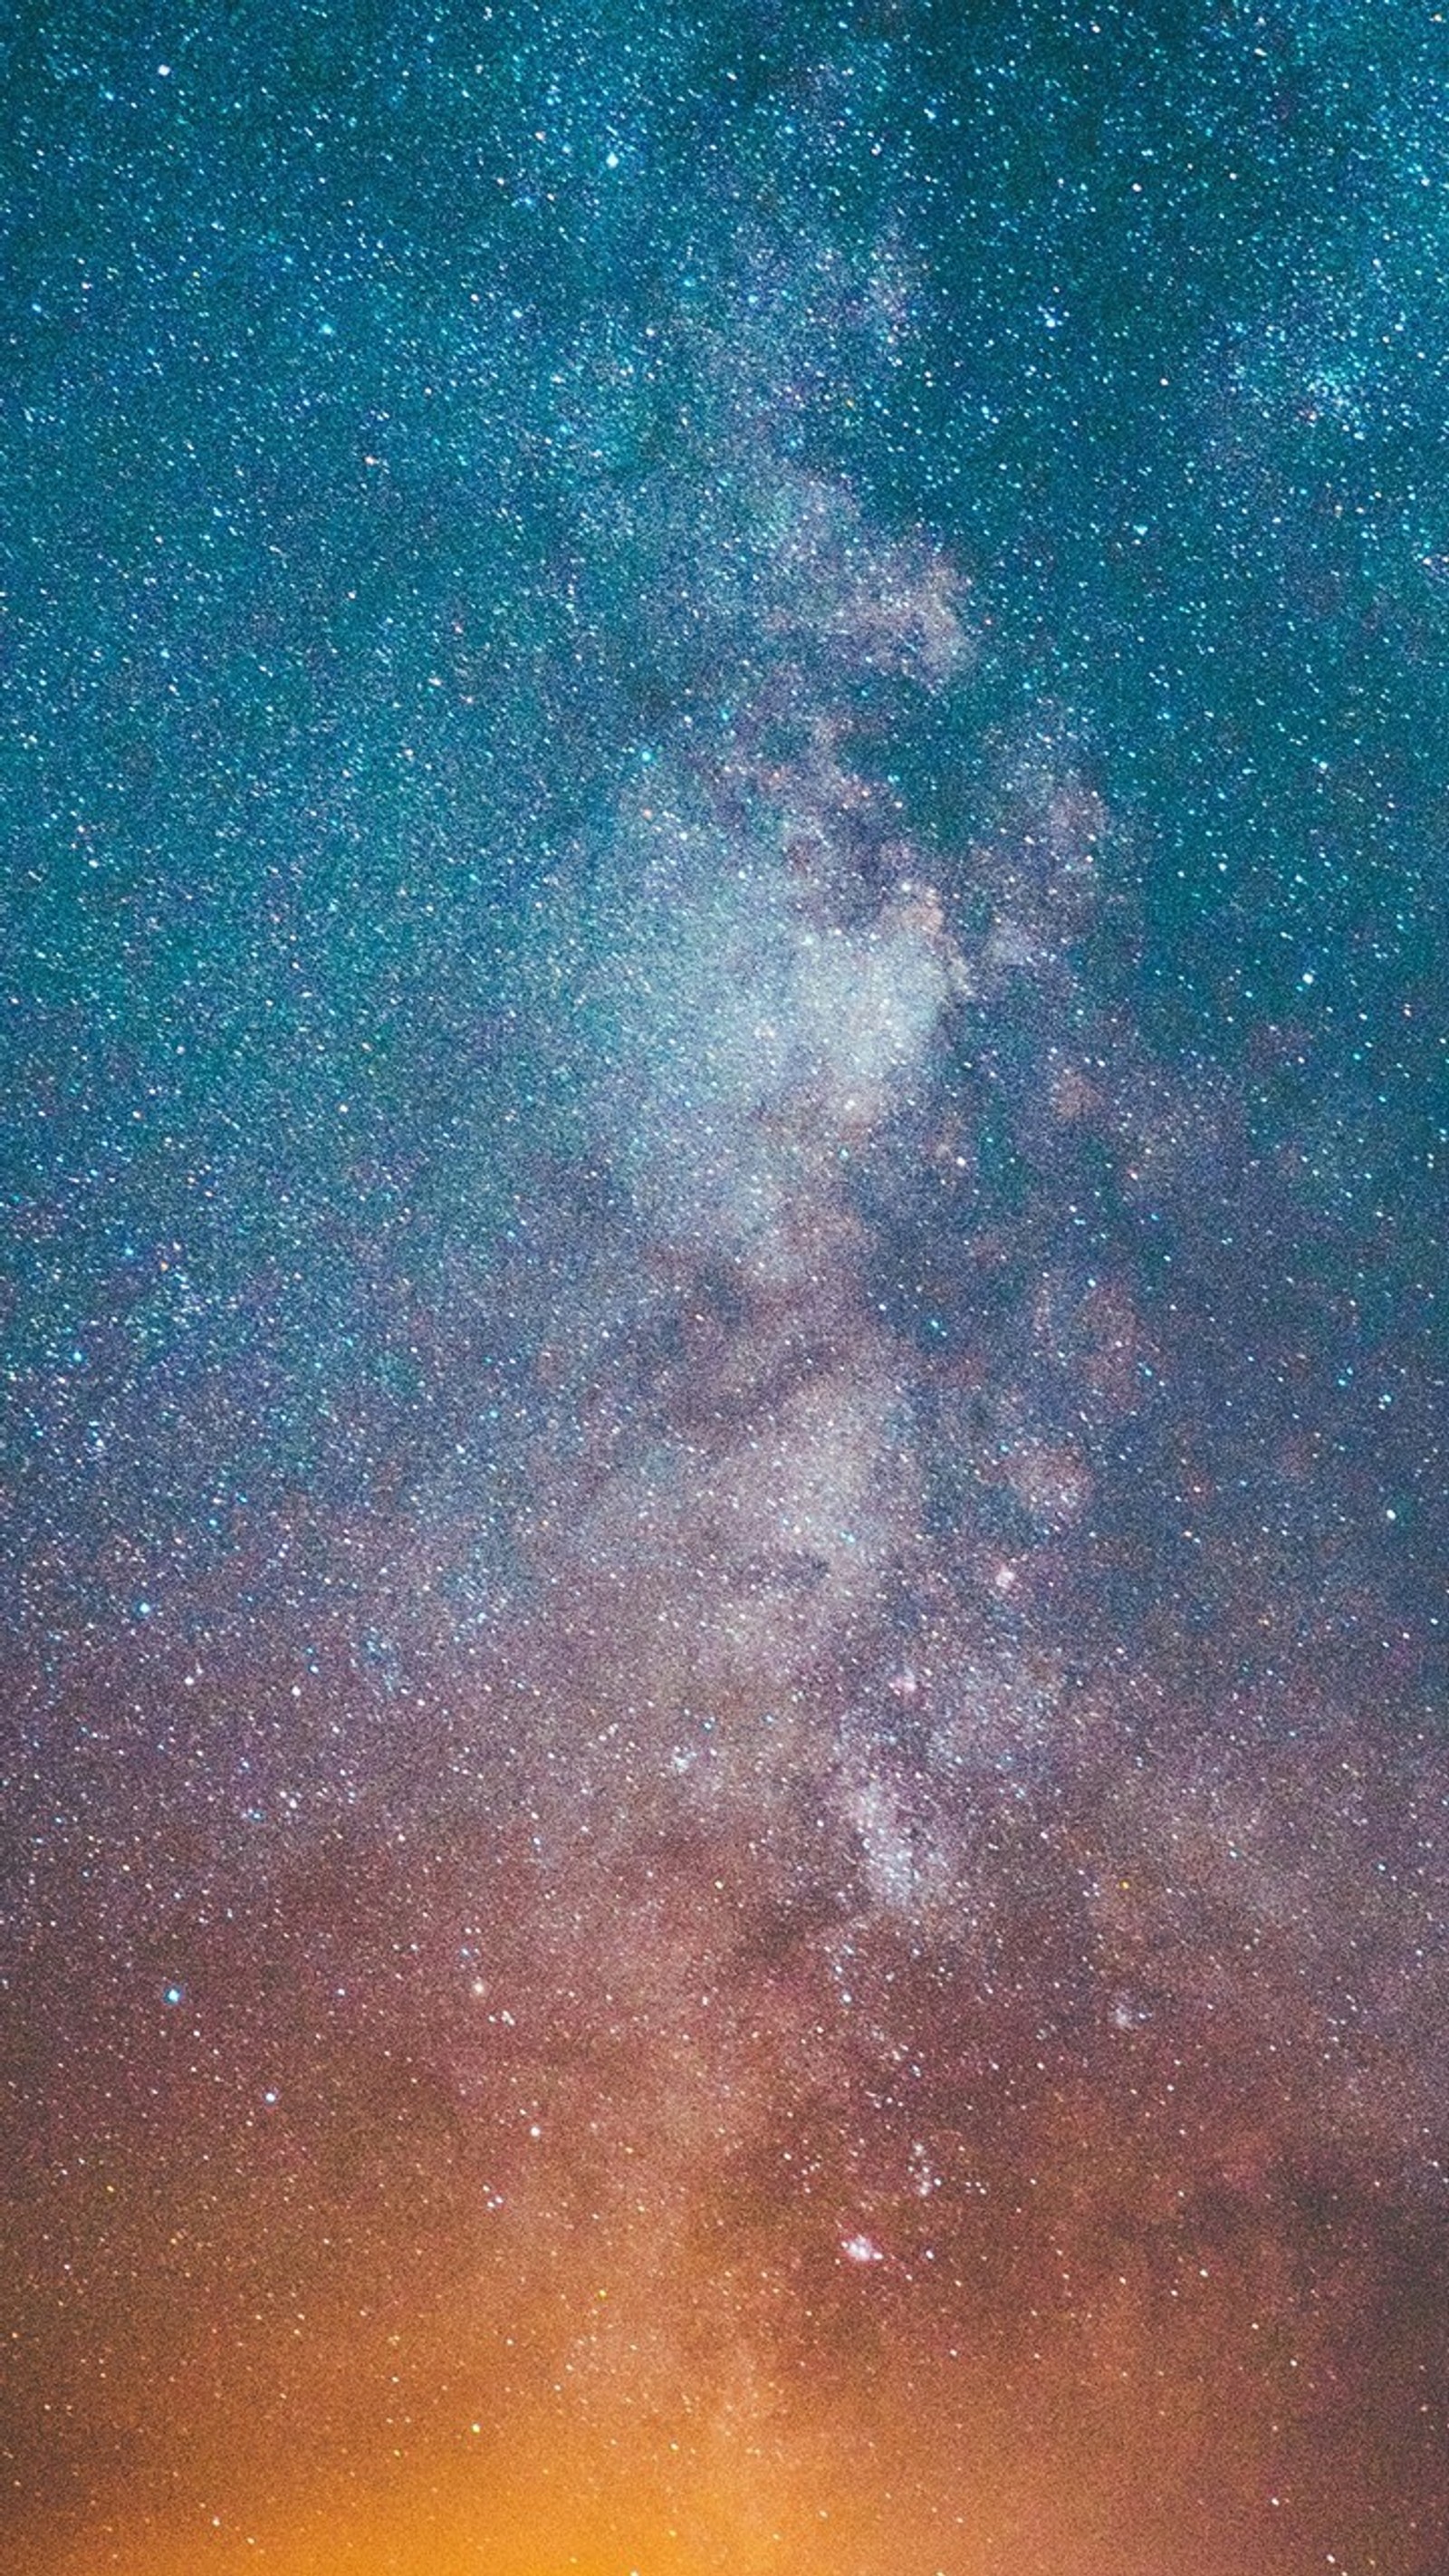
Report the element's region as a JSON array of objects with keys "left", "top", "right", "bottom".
[{"left": 5, "top": 4, "right": 1449, "bottom": 2570}]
